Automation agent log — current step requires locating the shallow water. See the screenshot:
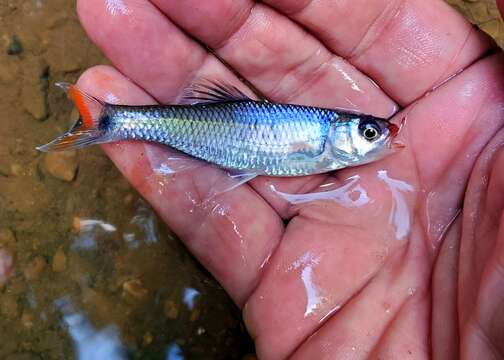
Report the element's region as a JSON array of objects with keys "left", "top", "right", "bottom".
[{"left": 0, "top": 1, "right": 502, "bottom": 359}]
